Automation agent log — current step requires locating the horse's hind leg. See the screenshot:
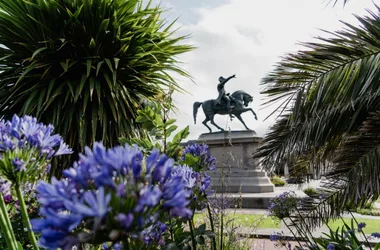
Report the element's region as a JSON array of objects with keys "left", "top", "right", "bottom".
[
  {"left": 210, "top": 115, "right": 224, "bottom": 131},
  {"left": 202, "top": 117, "right": 212, "bottom": 133}
]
